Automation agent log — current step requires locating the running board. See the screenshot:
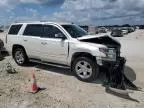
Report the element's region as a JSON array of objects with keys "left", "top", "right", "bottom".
[{"left": 29, "top": 59, "right": 70, "bottom": 69}]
